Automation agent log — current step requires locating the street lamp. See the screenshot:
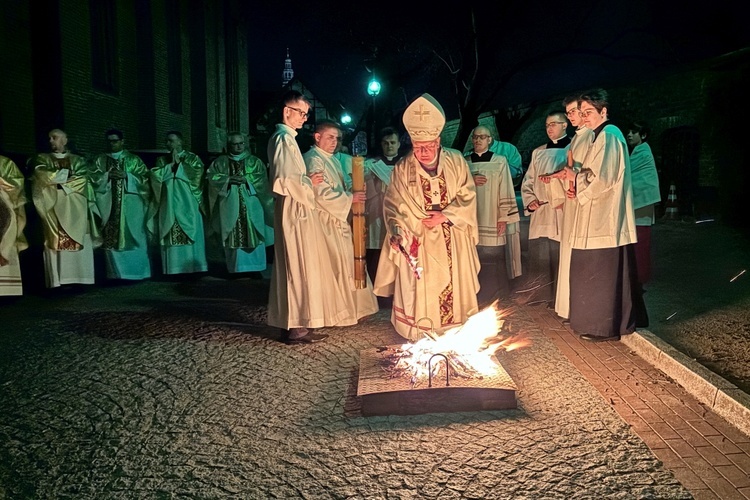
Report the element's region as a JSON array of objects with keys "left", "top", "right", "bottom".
[
  {"left": 367, "top": 77, "right": 381, "bottom": 153},
  {"left": 341, "top": 113, "right": 352, "bottom": 126},
  {"left": 367, "top": 78, "right": 381, "bottom": 98}
]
